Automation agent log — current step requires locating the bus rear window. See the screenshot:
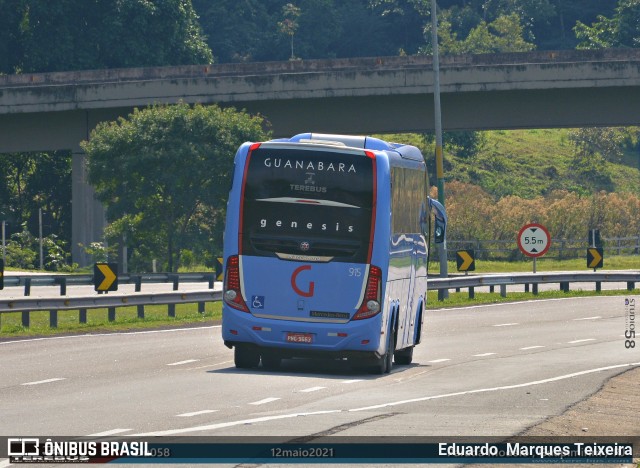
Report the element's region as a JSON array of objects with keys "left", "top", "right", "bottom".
[{"left": 241, "top": 146, "right": 374, "bottom": 263}]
